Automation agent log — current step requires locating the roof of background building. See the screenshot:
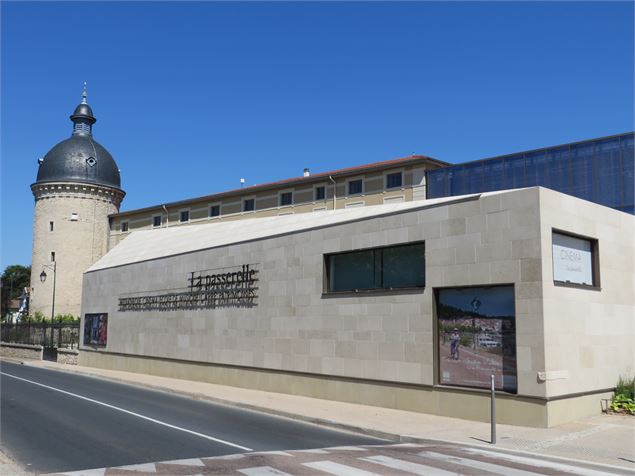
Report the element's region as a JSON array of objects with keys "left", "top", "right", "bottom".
[
  {"left": 111, "top": 154, "right": 449, "bottom": 218},
  {"left": 90, "top": 191, "right": 493, "bottom": 272}
]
